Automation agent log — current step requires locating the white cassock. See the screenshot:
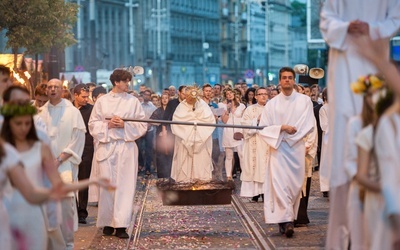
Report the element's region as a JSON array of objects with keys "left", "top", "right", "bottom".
[
  {"left": 319, "top": 103, "right": 329, "bottom": 192},
  {"left": 320, "top": 1, "right": 400, "bottom": 246},
  {"left": 320, "top": 0, "right": 400, "bottom": 190},
  {"left": 375, "top": 113, "right": 400, "bottom": 248},
  {"left": 240, "top": 103, "right": 269, "bottom": 197},
  {"left": 259, "top": 92, "right": 314, "bottom": 223},
  {"left": 89, "top": 92, "right": 146, "bottom": 228},
  {"left": 171, "top": 99, "right": 215, "bottom": 182},
  {"left": 39, "top": 98, "right": 86, "bottom": 240}
]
